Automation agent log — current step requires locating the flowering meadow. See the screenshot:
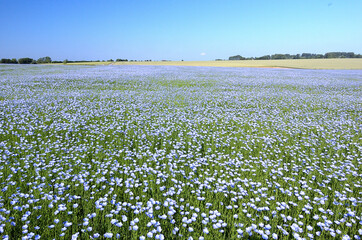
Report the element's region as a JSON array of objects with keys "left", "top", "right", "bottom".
[{"left": 0, "top": 64, "right": 361, "bottom": 240}]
